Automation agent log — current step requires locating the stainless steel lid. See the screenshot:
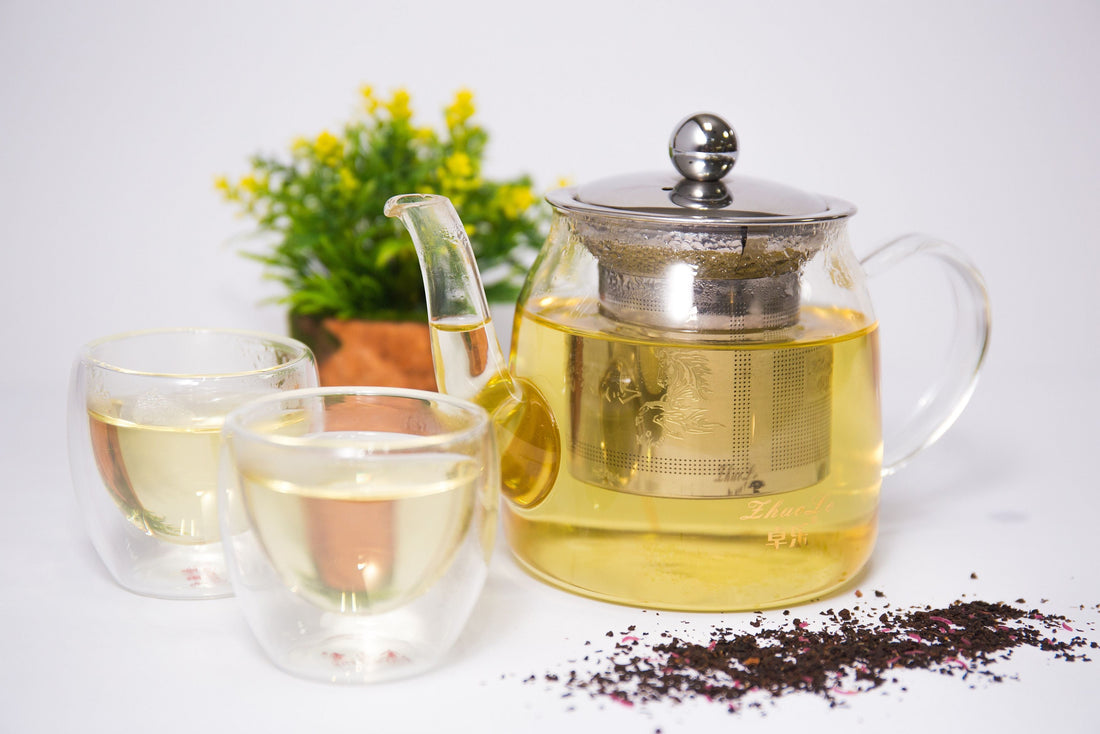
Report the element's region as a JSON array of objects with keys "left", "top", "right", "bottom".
[{"left": 546, "top": 113, "right": 856, "bottom": 225}]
